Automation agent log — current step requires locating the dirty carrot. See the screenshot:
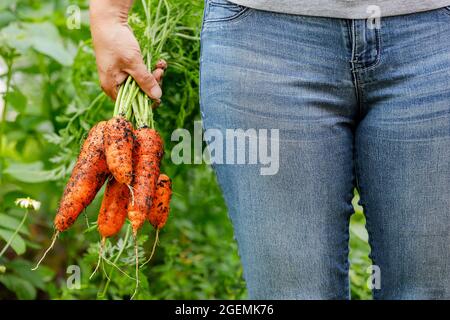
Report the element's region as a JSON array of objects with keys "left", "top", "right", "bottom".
[
  {"left": 104, "top": 116, "right": 134, "bottom": 185},
  {"left": 148, "top": 174, "right": 172, "bottom": 230},
  {"left": 140, "top": 174, "right": 171, "bottom": 268},
  {"left": 98, "top": 177, "right": 129, "bottom": 239},
  {"left": 127, "top": 127, "right": 164, "bottom": 236},
  {"left": 34, "top": 122, "right": 109, "bottom": 270},
  {"left": 54, "top": 121, "right": 109, "bottom": 232}
]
